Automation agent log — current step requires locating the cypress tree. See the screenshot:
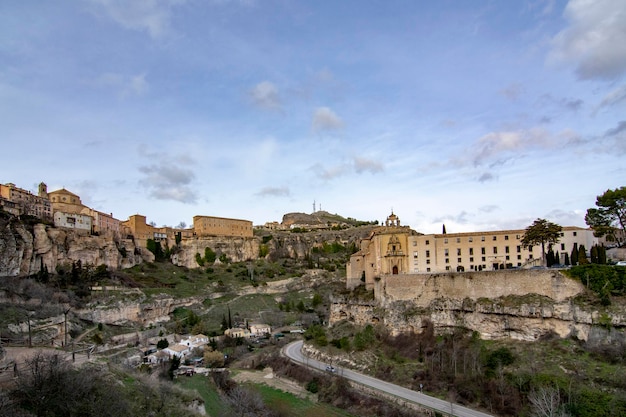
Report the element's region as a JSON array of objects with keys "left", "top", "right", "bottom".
[
  {"left": 590, "top": 245, "right": 598, "bottom": 264},
  {"left": 598, "top": 245, "right": 607, "bottom": 264},
  {"left": 571, "top": 243, "right": 579, "bottom": 266},
  {"left": 564, "top": 253, "right": 570, "bottom": 266},
  {"left": 578, "top": 245, "right": 589, "bottom": 265}
]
